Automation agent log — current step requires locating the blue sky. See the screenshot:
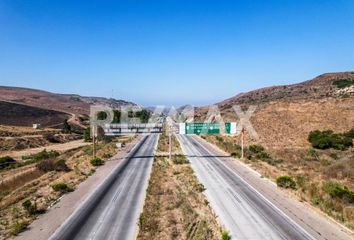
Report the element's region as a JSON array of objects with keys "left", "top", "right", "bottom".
[{"left": 0, "top": 0, "right": 353, "bottom": 107}]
